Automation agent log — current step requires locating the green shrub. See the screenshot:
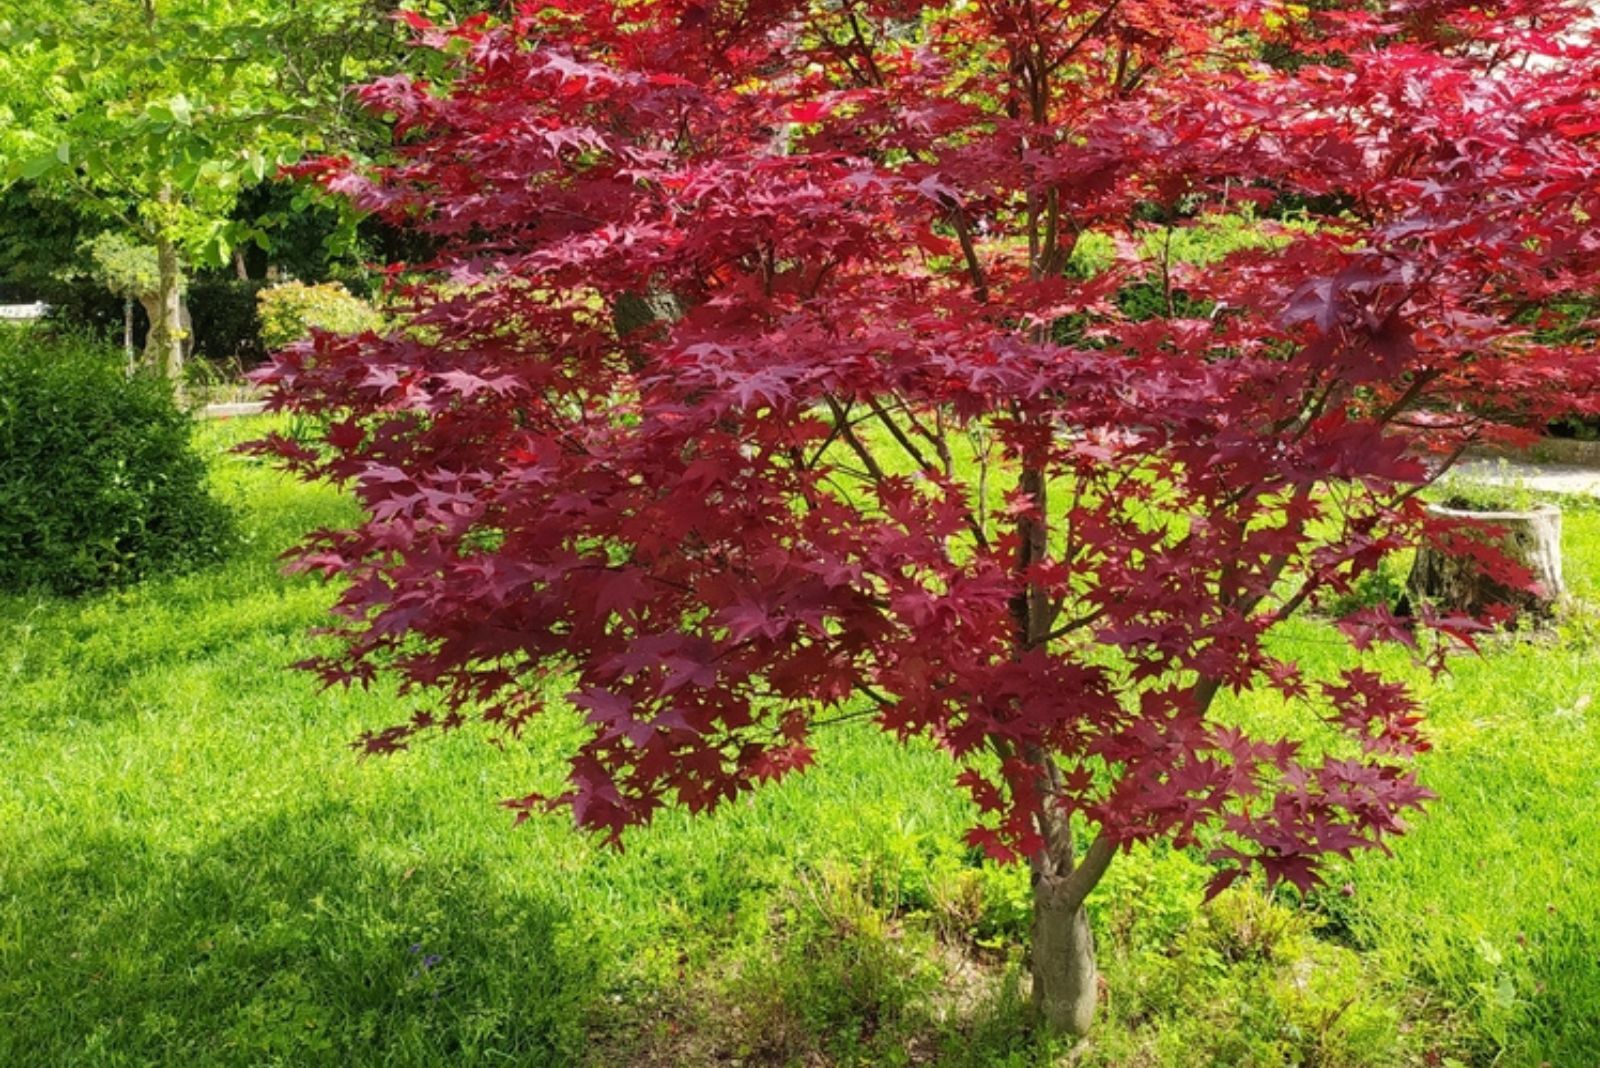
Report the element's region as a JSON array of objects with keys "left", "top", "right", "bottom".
[
  {"left": 256, "top": 281, "right": 378, "bottom": 350},
  {"left": 0, "top": 328, "right": 232, "bottom": 595},
  {"left": 188, "top": 278, "right": 268, "bottom": 364}
]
